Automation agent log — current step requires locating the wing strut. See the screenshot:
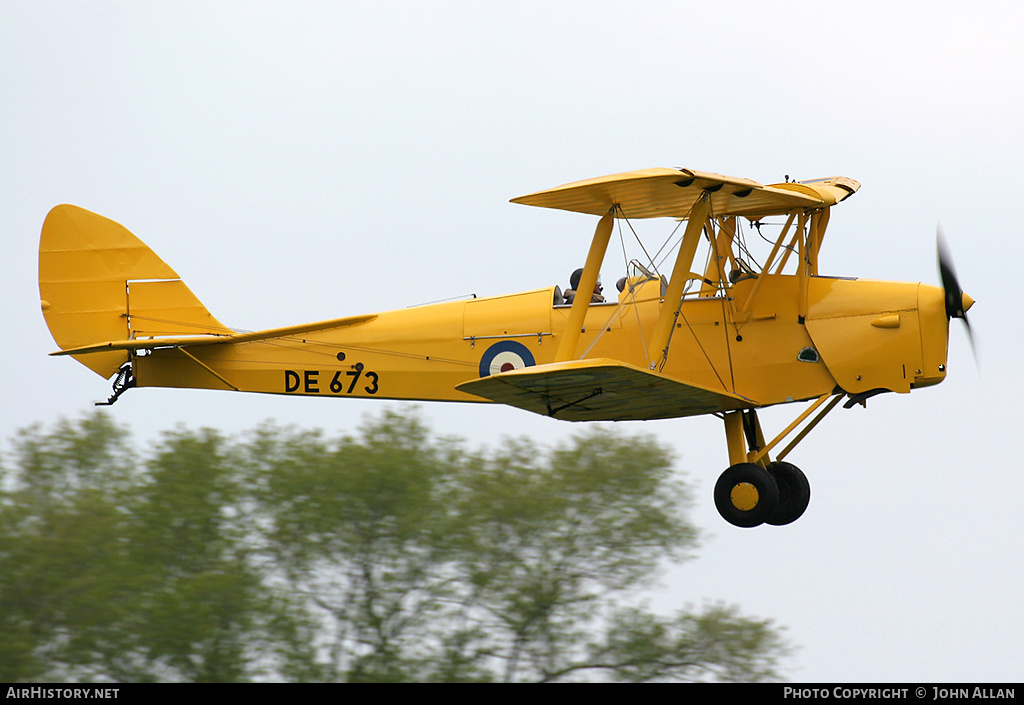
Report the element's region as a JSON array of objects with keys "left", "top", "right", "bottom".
[
  {"left": 555, "top": 208, "right": 615, "bottom": 362},
  {"left": 646, "top": 192, "right": 712, "bottom": 370}
]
